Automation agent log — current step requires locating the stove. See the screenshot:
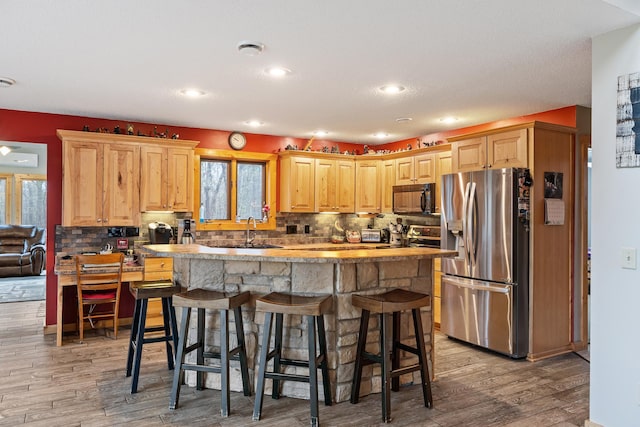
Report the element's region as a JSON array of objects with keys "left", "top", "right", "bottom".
[{"left": 406, "top": 225, "right": 441, "bottom": 248}]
